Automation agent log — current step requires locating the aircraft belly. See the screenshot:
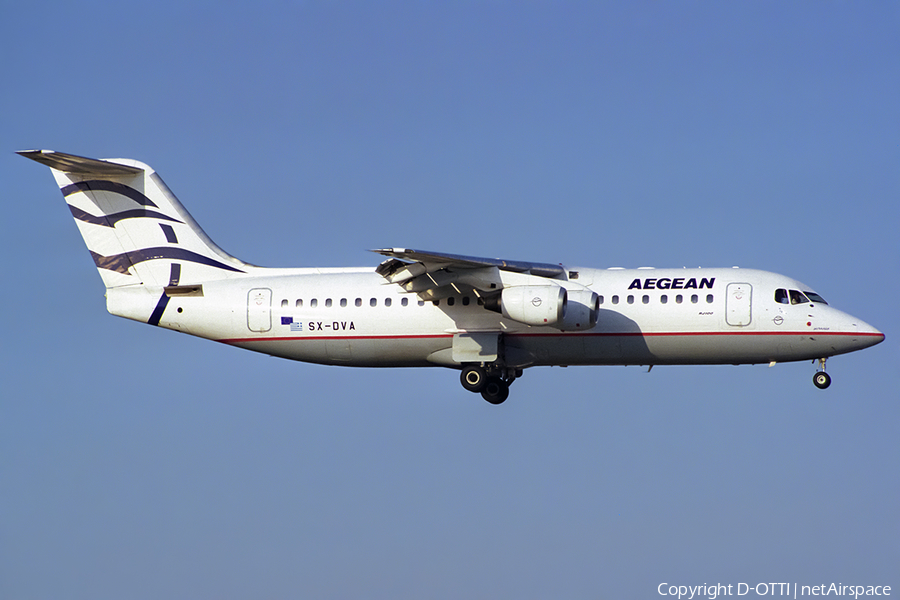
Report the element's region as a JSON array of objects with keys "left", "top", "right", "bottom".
[
  {"left": 227, "top": 336, "right": 451, "bottom": 368},
  {"left": 636, "top": 333, "right": 840, "bottom": 365},
  {"left": 505, "top": 334, "right": 585, "bottom": 367},
  {"left": 505, "top": 331, "right": 846, "bottom": 367},
  {"left": 342, "top": 337, "right": 451, "bottom": 366},
  {"left": 641, "top": 334, "right": 754, "bottom": 364}
]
